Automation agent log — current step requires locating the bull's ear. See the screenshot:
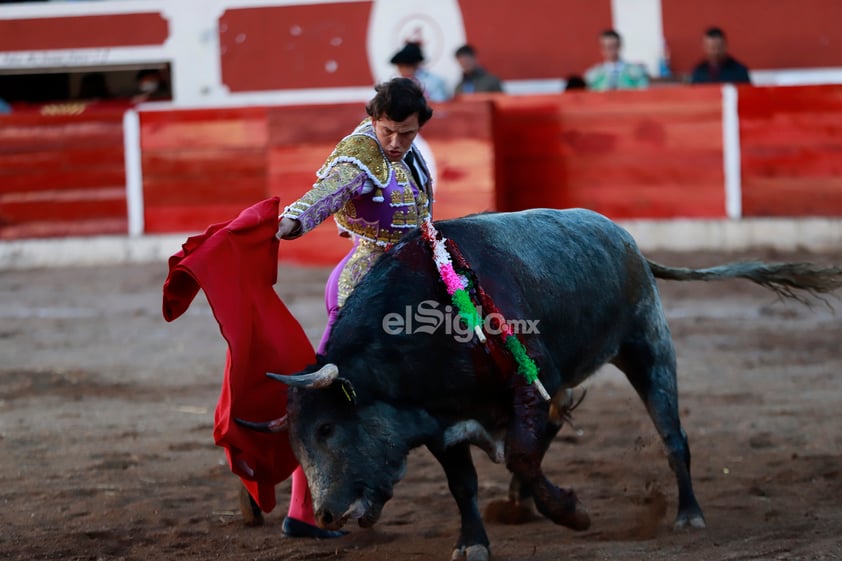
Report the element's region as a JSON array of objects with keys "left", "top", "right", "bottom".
[
  {"left": 267, "top": 363, "right": 339, "bottom": 388},
  {"left": 234, "top": 414, "right": 288, "bottom": 433}
]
